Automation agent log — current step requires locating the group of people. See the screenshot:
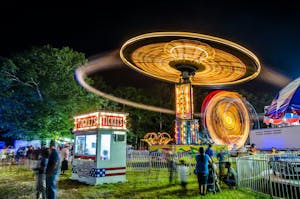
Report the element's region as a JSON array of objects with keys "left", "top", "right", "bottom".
[
  {"left": 172, "top": 144, "right": 237, "bottom": 196},
  {"left": 193, "top": 144, "right": 237, "bottom": 196},
  {"left": 33, "top": 140, "right": 69, "bottom": 199}
]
